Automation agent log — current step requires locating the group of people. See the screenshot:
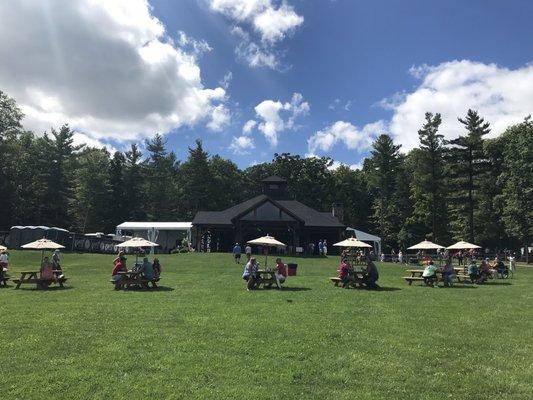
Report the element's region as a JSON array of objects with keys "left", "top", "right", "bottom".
[
  {"left": 337, "top": 255, "right": 380, "bottom": 290},
  {"left": 111, "top": 250, "right": 162, "bottom": 288},
  {"left": 232, "top": 243, "right": 252, "bottom": 264},
  {"left": 39, "top": 249, "right": 63, "bottom": 285},
  {"left": 241, "top": 257, "right": 287, "bottom": 291}
]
